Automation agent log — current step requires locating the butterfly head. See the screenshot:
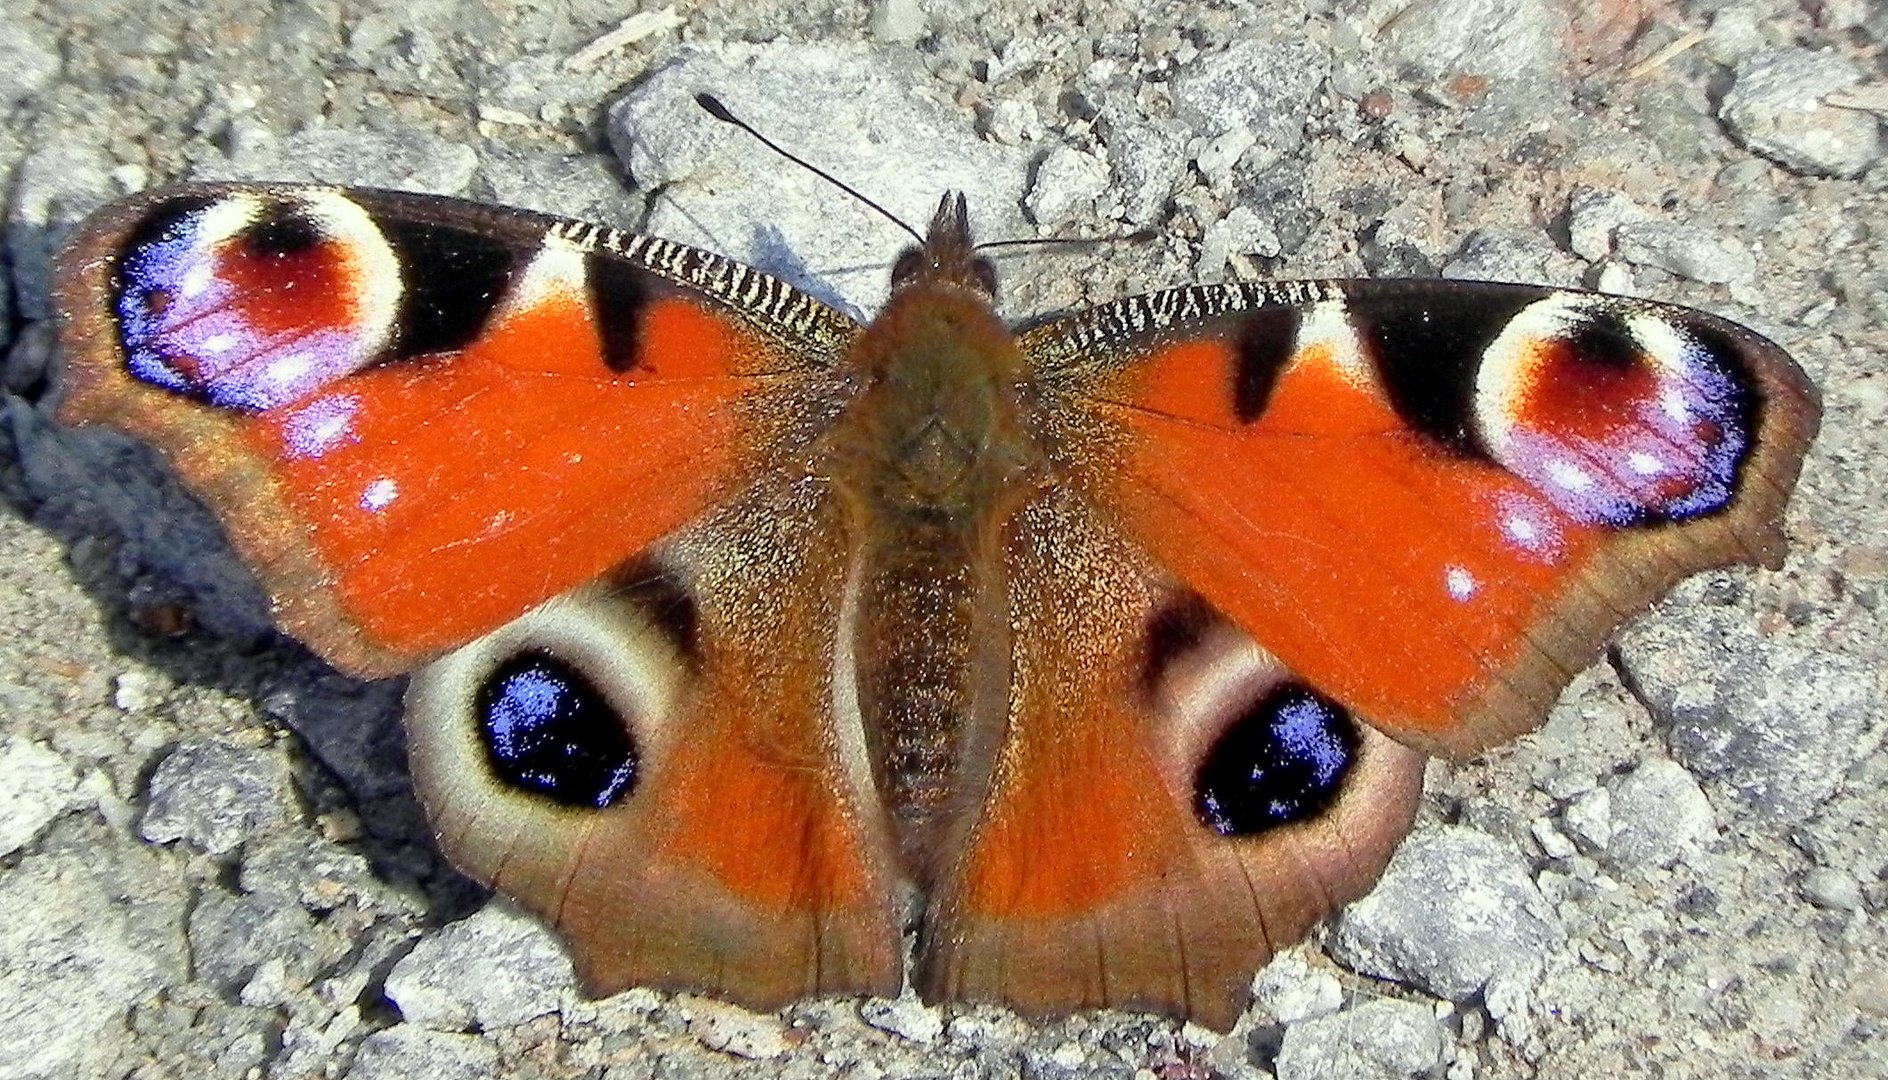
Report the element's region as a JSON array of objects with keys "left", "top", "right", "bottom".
[{"left": 890, "top": 193, "right": 998, "bottom": 299}]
